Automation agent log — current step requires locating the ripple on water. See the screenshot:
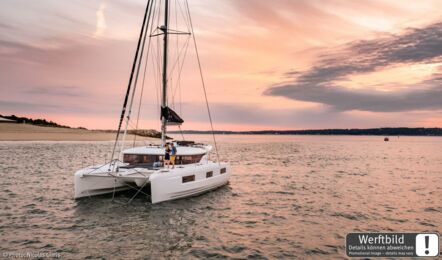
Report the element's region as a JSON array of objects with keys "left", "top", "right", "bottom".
[{"left": 1, "top": 136, "right": 441, "bottom": 258}]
